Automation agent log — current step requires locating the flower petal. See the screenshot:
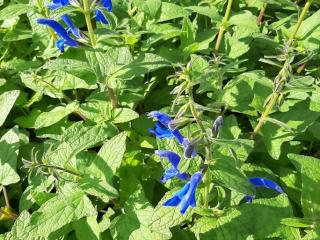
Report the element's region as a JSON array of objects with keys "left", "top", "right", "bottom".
[
  {"left": 148, "top": 111, "right": 172, "bottom": 128},
  {"left": 163, "top": 182, "right": 190, "bottom": 207},
  {"left": 149, "top": 122, "right": 174, "bottom": 139},
  {"left": 155, "top": 150, "right": 180, "bottom": 168},
  {"left": 61, "top": 14, "right": 81, "bottom": 38},
  {"left": 37, "top": 18, "right": 78, "bottom": 48},
  {"left": 47, "top": 0, "right": 69, "bottom": 10},
  {"left": 249, "top": 177, "right": 284, "bottom": 193},
  {"left": 176, "top": 172, "right": 189, "bottom": 181},
  {"left": 95, "top": 9, "right": 109, "bottom": 24},
  {"left": 55, "top": 39, "right": 66, "bottom": 52},
  {"left": 101, "top": 0, "right": 112, "bottom": 11},
  {"left": 160, "top": 167, "right": 179, "bottom": 183},
  {"left": 179, "top": 172, "right": 202, "bottom": 214}
]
